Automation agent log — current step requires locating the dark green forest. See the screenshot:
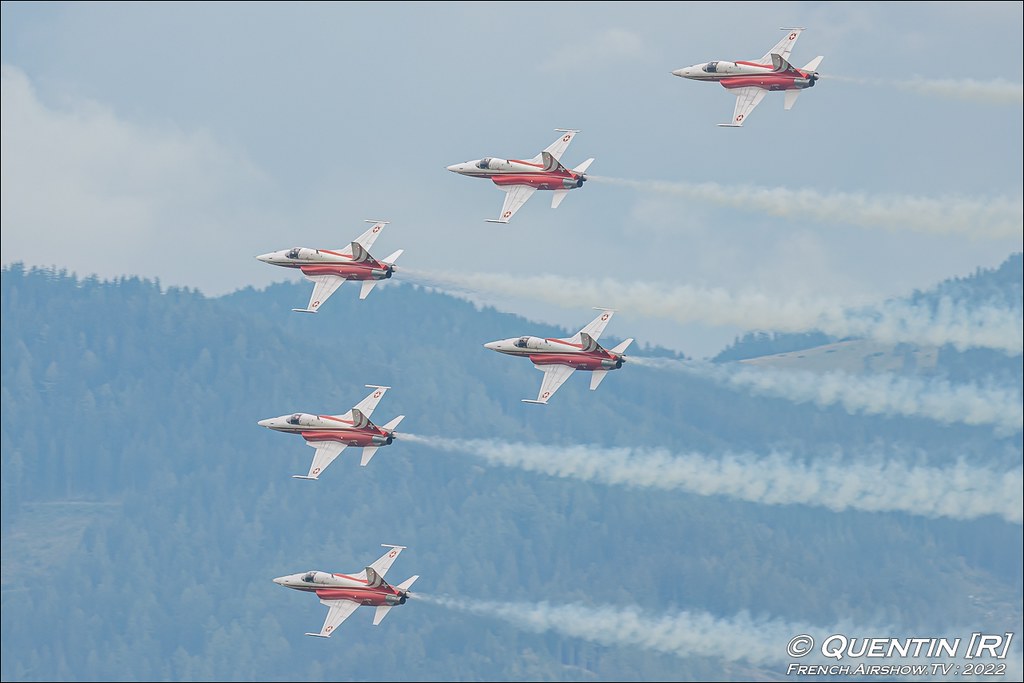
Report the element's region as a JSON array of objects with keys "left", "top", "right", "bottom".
[{"left": 1, "top": 258, "right": 1021, "bottom": 681}]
